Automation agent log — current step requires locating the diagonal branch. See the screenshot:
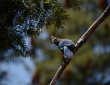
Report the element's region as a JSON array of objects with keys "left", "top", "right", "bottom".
[{"left": 49, "top": 4, "right": 110, "bottom": 85}]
